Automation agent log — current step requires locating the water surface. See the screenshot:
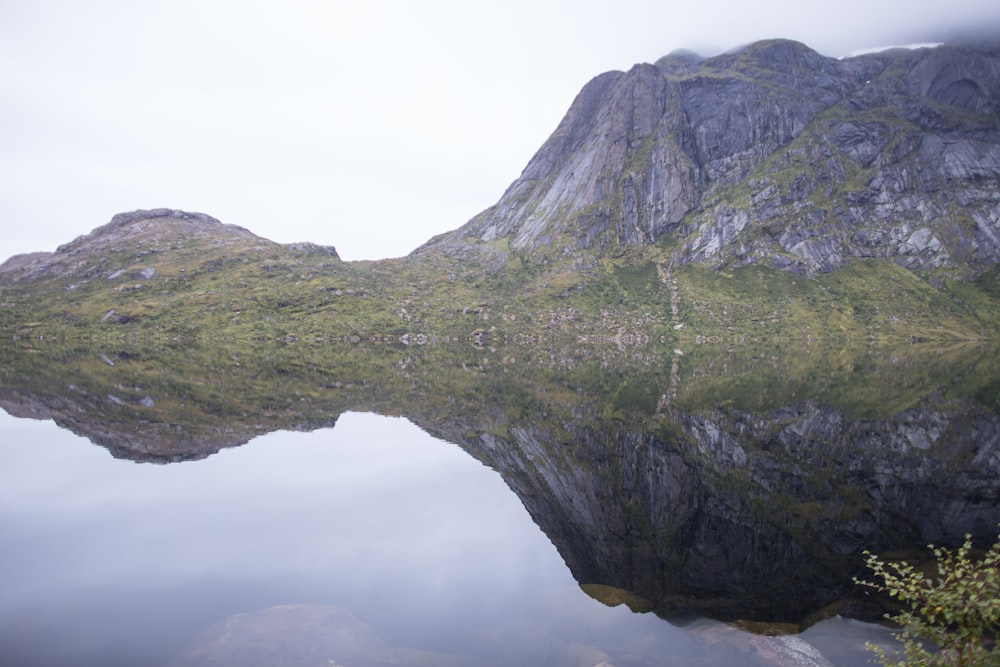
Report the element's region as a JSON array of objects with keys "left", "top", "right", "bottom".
[
  {"left": 0, "top": 409, "right": 889, "bottom": 667},
  {"left": 2, "top": 338, "right": 998, "bottom": 665}
]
